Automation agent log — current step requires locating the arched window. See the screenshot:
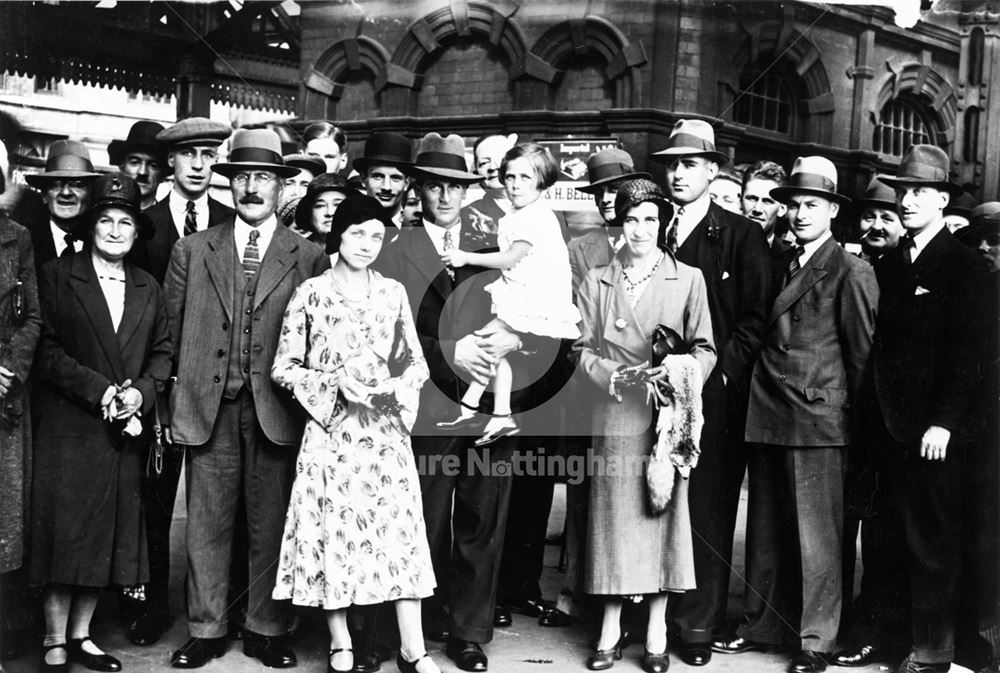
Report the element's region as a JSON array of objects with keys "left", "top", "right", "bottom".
[
  {"left": 733, "top": 73, "right": 794, "bottom": 134},
  {"left": 873, "top": 95, "right": 938, "bottom": 157}
]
